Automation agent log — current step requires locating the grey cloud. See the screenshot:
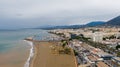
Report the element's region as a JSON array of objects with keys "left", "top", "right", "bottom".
[{"left": 0, "top": 0, "right": 120, "bottom": 29}]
